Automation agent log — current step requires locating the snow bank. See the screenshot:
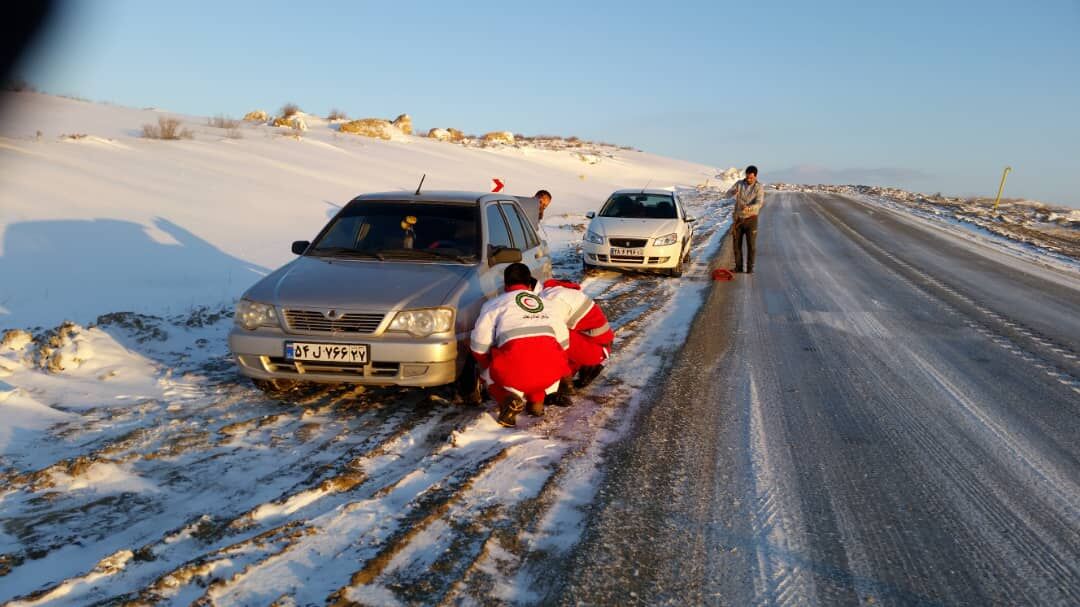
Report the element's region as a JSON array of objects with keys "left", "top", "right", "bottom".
[
  {"left": 0, "top": 380, "right": 75, "bottom": 454},
  {"left": 0, "top": 322, "right": 163, "bottom": 460}
]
